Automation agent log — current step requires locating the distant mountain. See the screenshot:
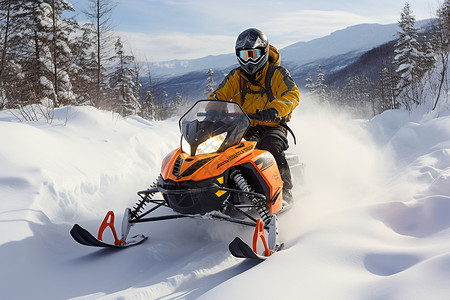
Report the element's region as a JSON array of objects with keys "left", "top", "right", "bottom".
[
  {"left": 324, "top": 19, "right": 432, "bottom": 88},
  {"left": 150, "top": 20, "right": 432, "bottom": 101},
  {"left": 151, "top": 22, "right": 401, "bottom": 78},
  {"left": 280, "top": 23, "right": 399, "bottom": 65},
  {"left": 150, "top": 54, "right": 235, "bottom": 78}
]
